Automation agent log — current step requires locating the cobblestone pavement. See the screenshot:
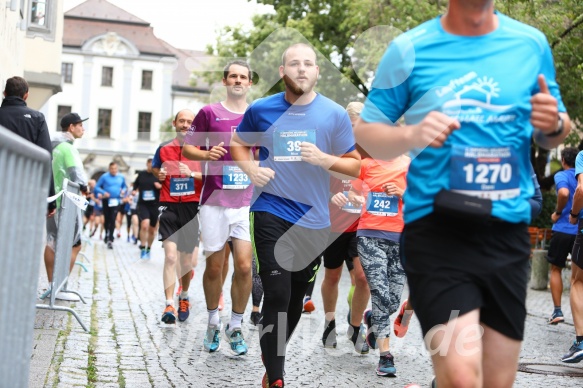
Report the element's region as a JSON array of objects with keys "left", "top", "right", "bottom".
[{"left": 30, "top": 233, "right": 583, "bottom": 387}]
